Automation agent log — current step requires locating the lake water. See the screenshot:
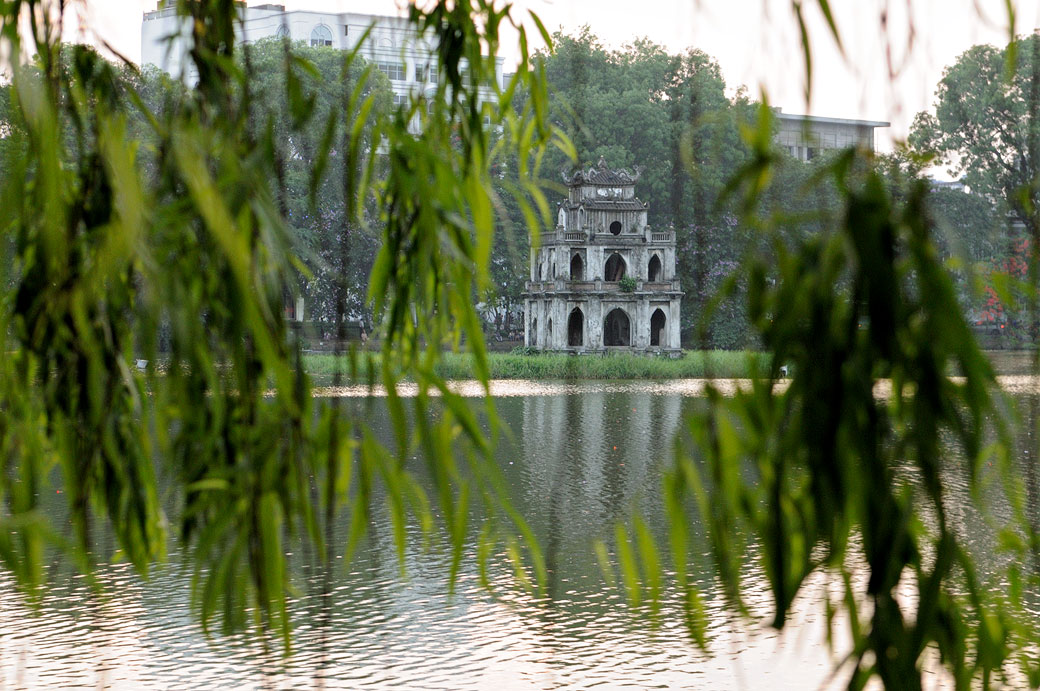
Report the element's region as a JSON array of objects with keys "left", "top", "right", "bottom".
[{"left": 0, "top": 379, "right": 1022, "bottom": 690}]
